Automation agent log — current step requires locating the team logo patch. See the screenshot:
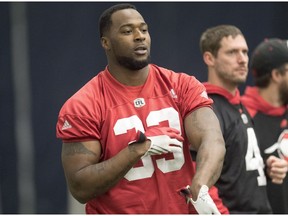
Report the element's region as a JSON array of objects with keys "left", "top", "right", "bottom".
[
  {"left": 62, "top": 120, "right": 72, "bottom": 130},
  {"left": 170, "top": 89, "right": 178, "bottom": 99},
  {"left": 241, "top": 113, "right": 248, "bottom": 124},
  {"left": 200, "top": 91, "right": 208, "bottom": 99},
  {"left": 134, "top": 98, "right": 145, "bottom": 108}
]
